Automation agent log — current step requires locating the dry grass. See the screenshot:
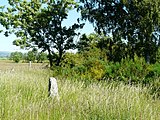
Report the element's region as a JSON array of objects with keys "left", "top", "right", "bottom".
[{"left": 0, "top": 60, "right": 160, "bottom": 120}]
